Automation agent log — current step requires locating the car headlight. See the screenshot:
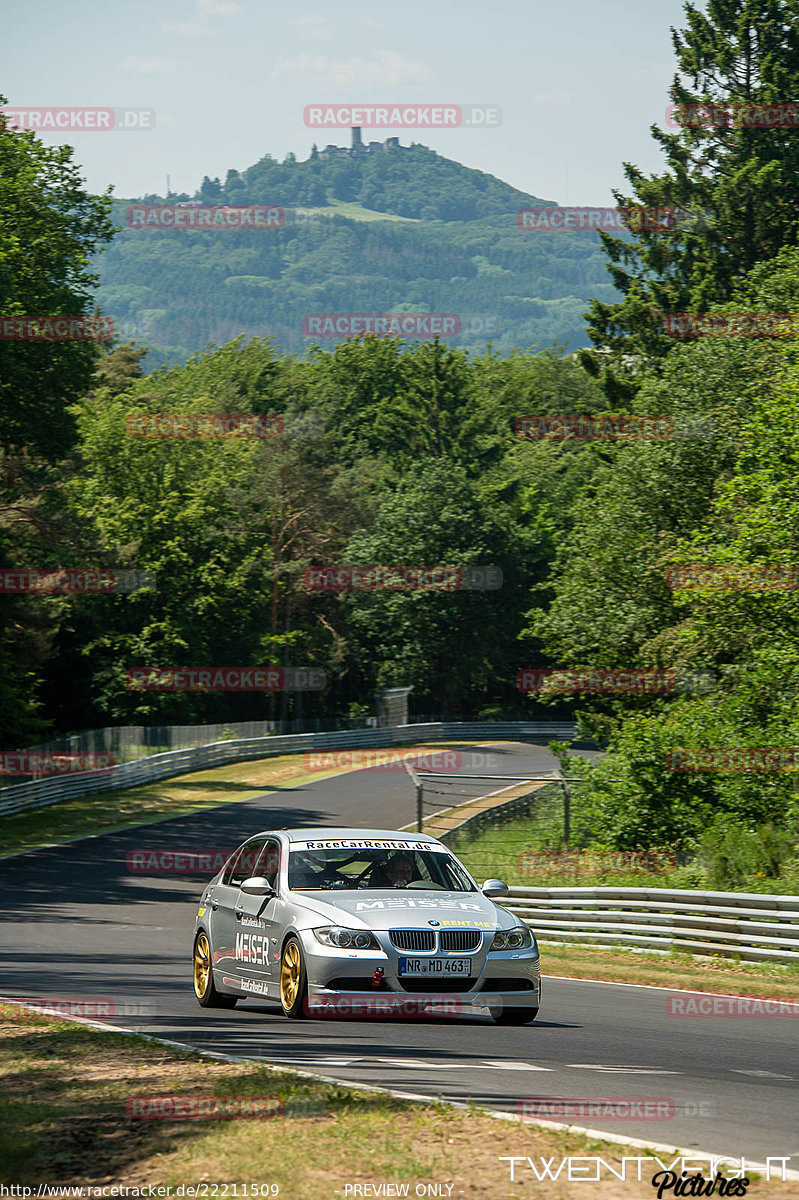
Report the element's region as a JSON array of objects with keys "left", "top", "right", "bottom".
[
  {"left": 313, "top": 926, "right": 381, "bottom": 951},
  {"left": 491, "top": 926, "right": 536, "bottom": 952}
]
